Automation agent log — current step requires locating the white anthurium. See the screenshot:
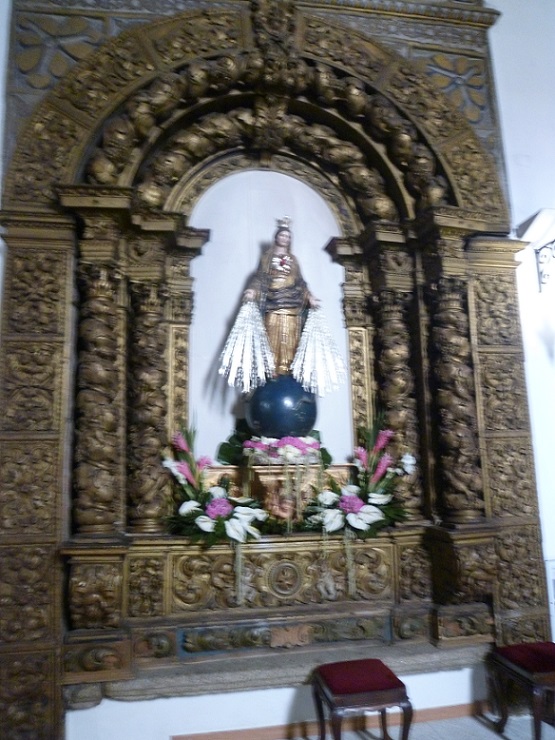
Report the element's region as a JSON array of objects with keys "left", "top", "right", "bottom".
[
  {"left": 178, "top": 500, "right": 202, "bottom": 516},
  {"left": 318, "top": 489, "right": 340, "bottom": 506},
  {"left": 229, "top": 496, "right": 255, "bottom": 504},
  {"left": 367, "top": 492, "right": 392, "bottom": 505},
  {"left": 322, "top": 509, "right": 345, "bottom": 533},
  {"left": 195, "top": 515, "right": 216, "bottom": 533},
  {"left": 341, "top": 484, "right": 361, "bottom": 497},
  {"left": 162, "top": 458, "right": 187, "bottom": 487},
  {"left": 224, "top": 516, "right": 248, "bottom": 542},
  {"left": 208, "top": 485, "right": 227, "bottom": 499},
  {"left": 346, "top": 505, "right": 385, "bottom": 531},
  {"left": 401, "top": 453, "right": 417, "bottom": 475},
  {"left": 233, "top": 505, "right": 268, "bottom": 523}
]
